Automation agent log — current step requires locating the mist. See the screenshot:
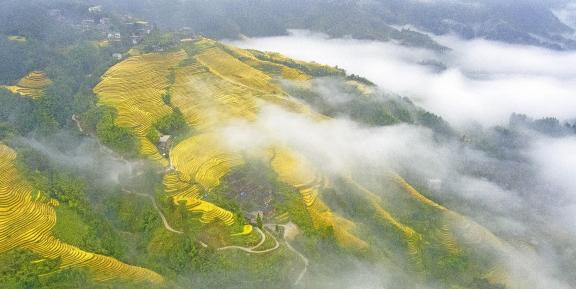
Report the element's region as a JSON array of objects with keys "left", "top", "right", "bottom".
[
  {"left": 215, "top": 102, "right": 575, "bottom": 288},
  {"left": 18, "top": 26, "right": 572, "bottom": 289},
  {"left": 230, "top": 30, "right": 576, "bottom": 127},
  {"left": 15, "top": 132, "right": 146, "bottom": 186},
  {"left": 223, "top": 29, "right": 576, "bottom": 287},
  {"left": 4, "top": 0, "right": 576, "bottom": 288},
  {"left": 554, "top": 2, "right": 576, "bottom": 30}
]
